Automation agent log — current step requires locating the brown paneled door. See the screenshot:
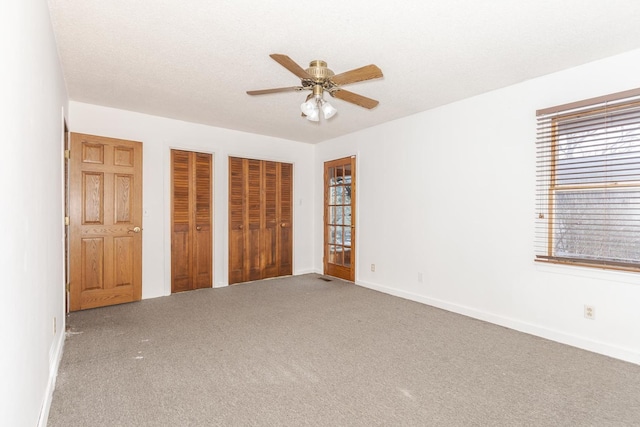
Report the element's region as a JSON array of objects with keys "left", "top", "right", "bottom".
[
  {"left": 229, "top": 157, "right": 292, "bottom": 284},
  {"left": 171, "top": 150, "right": 212, "bottom": 293},
  {"left": 69, "top": 133, "right": 143, "bottom": 311},
  {"left": 324, "top": 156, "right": 356, "bottom": 281}
]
